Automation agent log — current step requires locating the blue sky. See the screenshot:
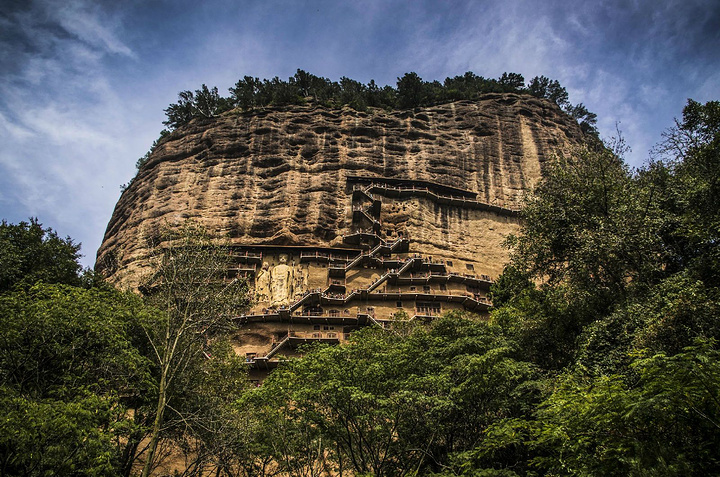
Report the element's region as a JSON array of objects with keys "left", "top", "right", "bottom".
[{"left": 1, "top": 0, "right": 719, "bottom": 268}]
